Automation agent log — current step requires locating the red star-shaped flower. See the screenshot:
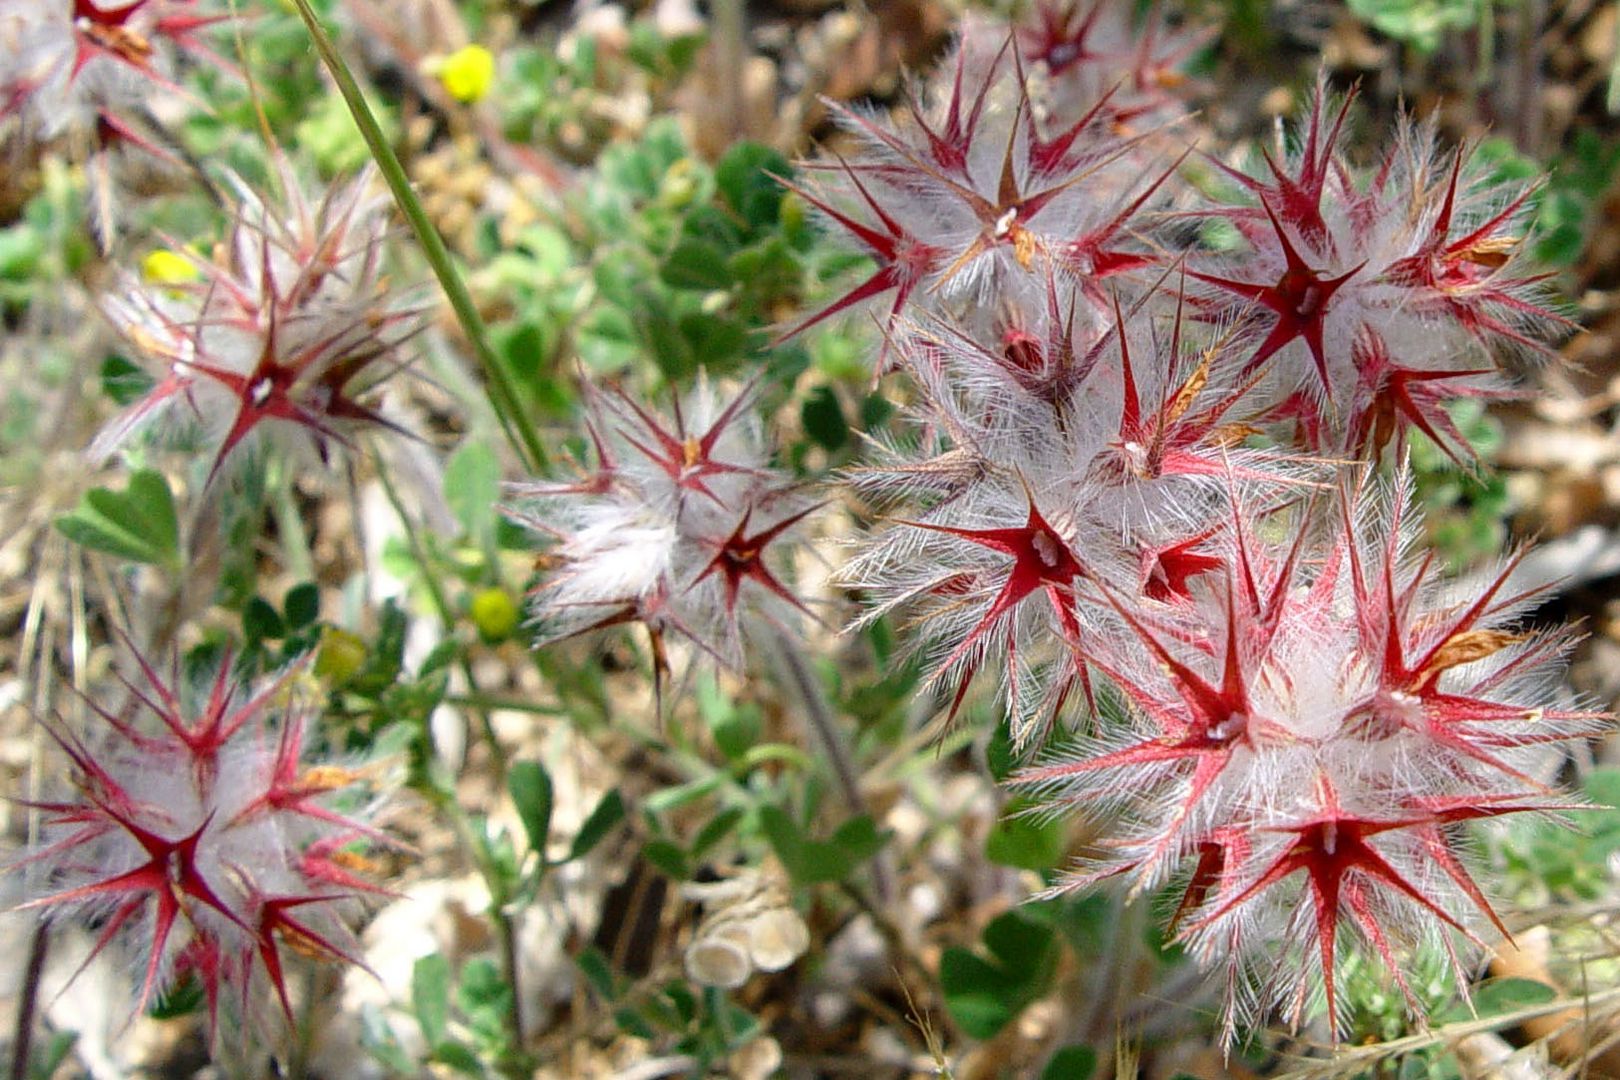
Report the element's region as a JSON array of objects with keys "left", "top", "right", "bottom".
[
  {"left": 691, "top": 502, "right": 823, "bottom": 625},
  {"left": 1182, "top": 781, "right": 1543, "bottom": 1031},
  {"left": 20, "top": 806, "right": 247, "bottom": 1014},
  {"left": 1190, "top": 201, "right": 1363, "bottom": 392},
  {"left": 610, "top": 378, "right": 767, "bottom": 507},
  {"left": 903, "top": 491, "right": 1092, "bottom": 719}
]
